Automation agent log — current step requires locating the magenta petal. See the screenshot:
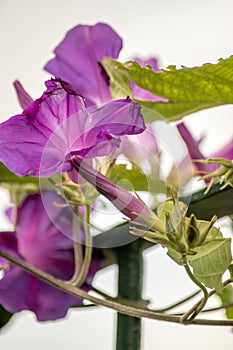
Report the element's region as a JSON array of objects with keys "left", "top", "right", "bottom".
[
  {"left": 133, "top": 58, "right": 160, "bottom": 72},
  {"left": 72, "top": 135, "right": 121, "bottom": 158},
  {"left": 80, "top": 98, "right": 145, "bottom": 137},
  {"left": 121, "top": 124, "right": 158, "bottom": 160},
  {"left": 211, "top": 139, "right": 233, "bottom": 160},
  {"left": 0, "top": 266, "right": 81, "bottom": 321},
  {"left": 119, "top": 124, "right": 159, "bottom": 176},
  {"left": 0, "top": 267, "right": 32, "bottom": 313},
  {"left": 0, "top": 191, "right": 104, "bottom": 321},
  {"left": 0, "top": 80, "right": 85, "bottom": 177},
  {"left": 13, "top": 80, "right": 33, "bottom": 109},
  {"left": 0, "top": 80, "right": 144, "bottom": 178},
  {"left": 67, "top": 98, "right": 145, "bottom": 158},
  {"left": 15, "top": 192, "right": 75, "bottom": 279},
  {"left": 0, "top": 114, "right": 57, "bottom": 177},
  {"left": 45, "top": 23, "right": 122, "bottom": 105},
  {"left": 28, "top": 277, "right": 82, "bottom": 321},
  {"left": 177, "top": 122, "right": 216, "bottom": 175},
  {"left": 0, "top": 232, "right": 19, "bottom": 267}
]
